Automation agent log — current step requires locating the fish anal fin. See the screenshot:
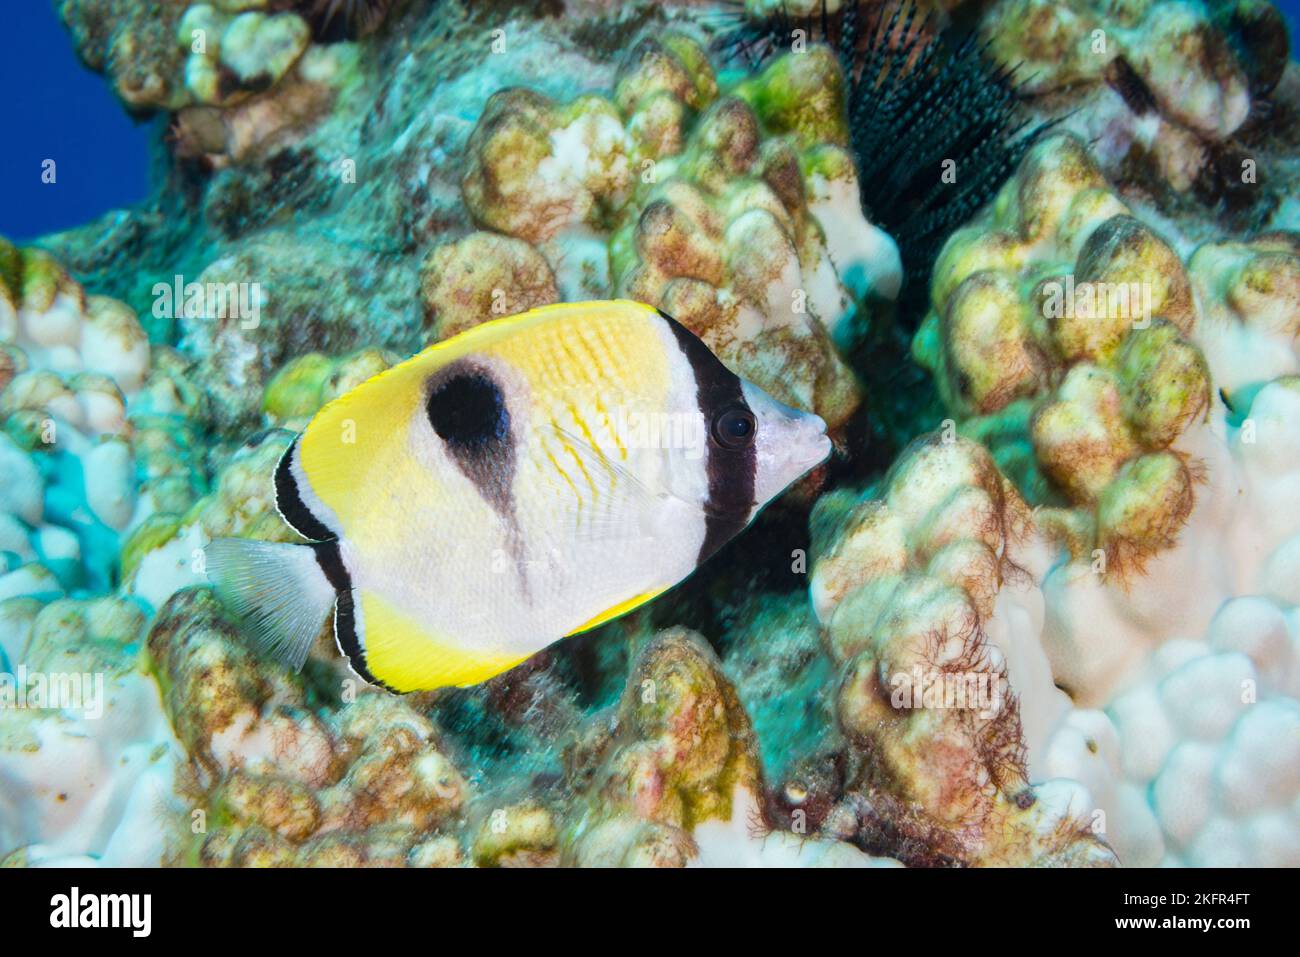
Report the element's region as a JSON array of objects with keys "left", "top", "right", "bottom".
[{"left": 360, "top": 590, "right": 529, "bottom": 692}]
